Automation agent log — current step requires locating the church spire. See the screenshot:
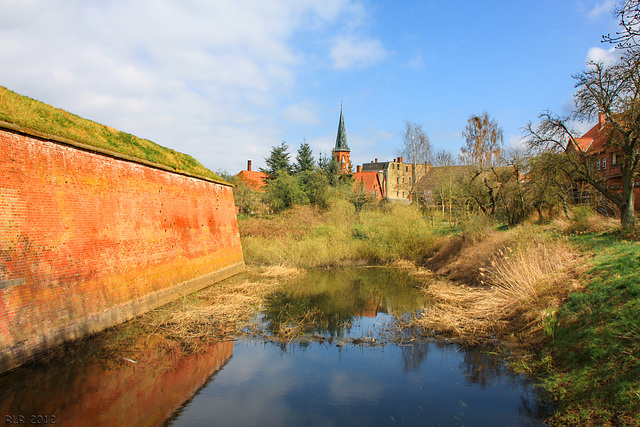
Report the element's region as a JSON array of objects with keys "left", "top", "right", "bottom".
[
  {"left": 334, "top": 105, "right": 349, "bottom": 152},
  {"left": 333, "top": 104, "right": 351, "bottom": 174}
]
